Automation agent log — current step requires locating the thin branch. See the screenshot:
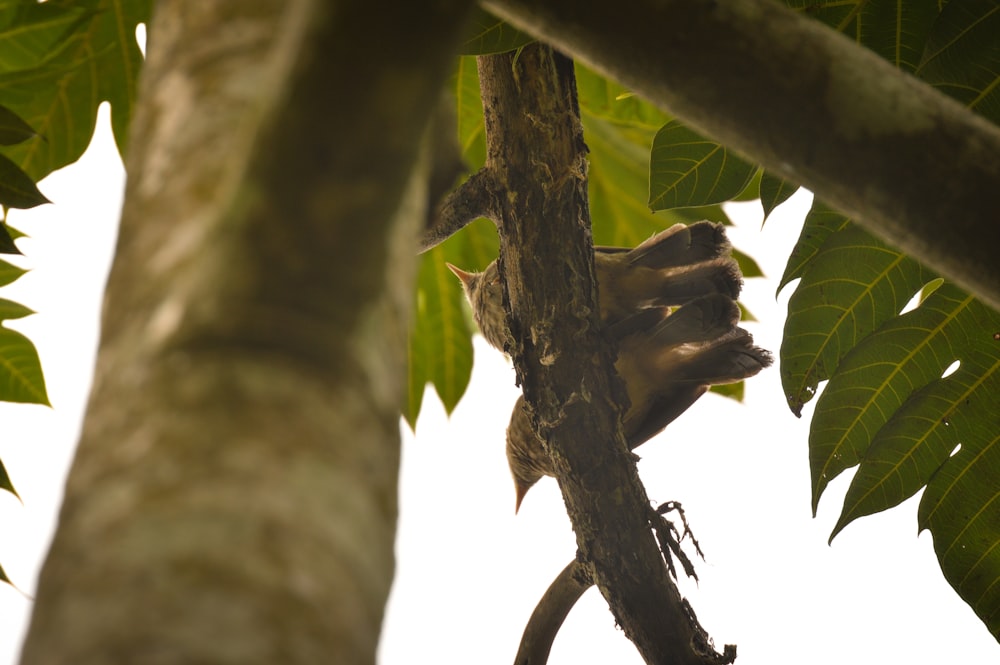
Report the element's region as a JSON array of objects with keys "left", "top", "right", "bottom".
[
  {"left": 514, "top": 560, "right": 591, "bottom": 665},
  {"left": 420, "top": 167, "right": 496, "bottom": 252}
]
